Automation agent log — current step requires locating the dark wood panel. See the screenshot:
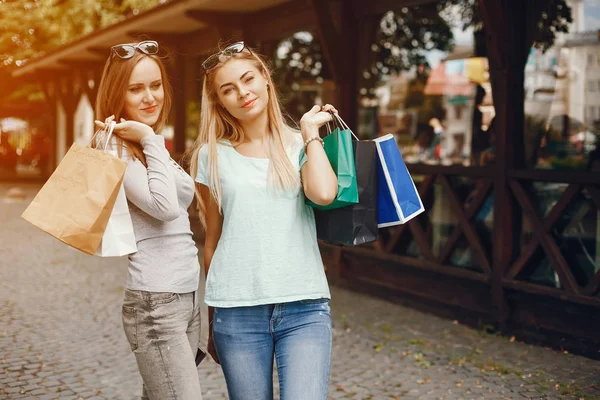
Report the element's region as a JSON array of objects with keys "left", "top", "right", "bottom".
[
  {"left": 509, "top": 181, "right": 580, "bottom": 293},
  {"left": 342, "top": 250, "right": 495, "bottom": 315},
  {"left": 510, "top": 169, "right": 599, "bottom": 184},
  {"left": 343, "top": 246, "right": 490, "bottom": 283},
  {"left": 407, "top": 164, "right": 496, "bottom": 178},
  {"left": 503, "top": 279, "right": 600, "bottom": 308}
]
